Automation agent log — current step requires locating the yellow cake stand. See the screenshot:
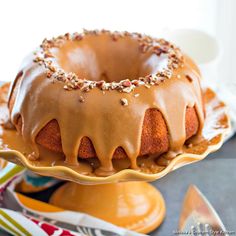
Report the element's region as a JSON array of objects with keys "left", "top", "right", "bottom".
[{"left": 0, "top": 83, "right": 231, "bottom": 234}]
